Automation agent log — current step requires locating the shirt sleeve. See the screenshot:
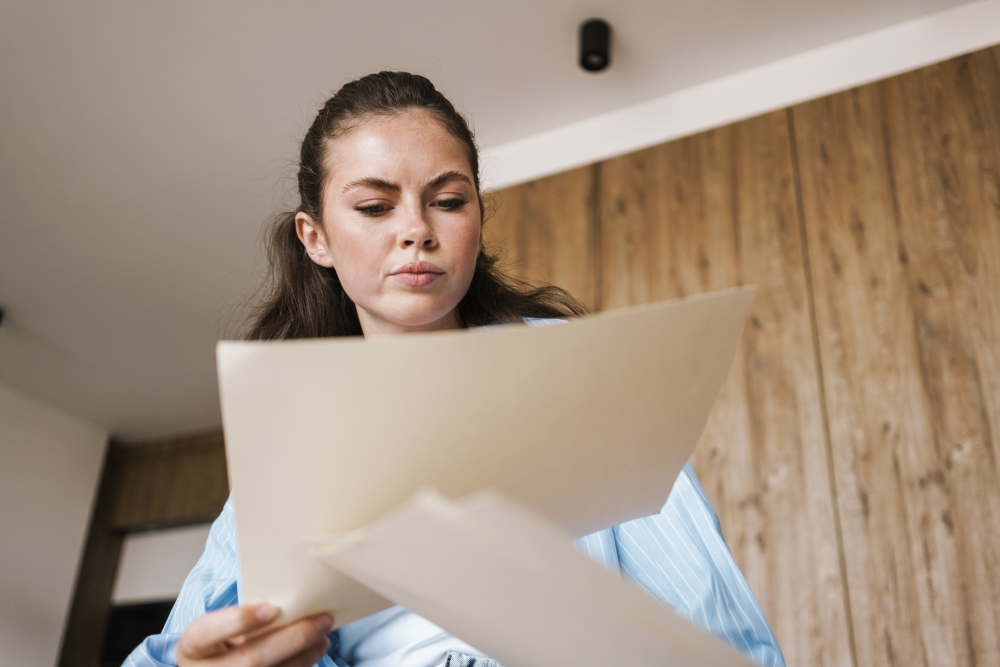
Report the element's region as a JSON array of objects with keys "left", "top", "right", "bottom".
[{"left": 603, "top": 463, "right": 785, "bottom": 667}]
